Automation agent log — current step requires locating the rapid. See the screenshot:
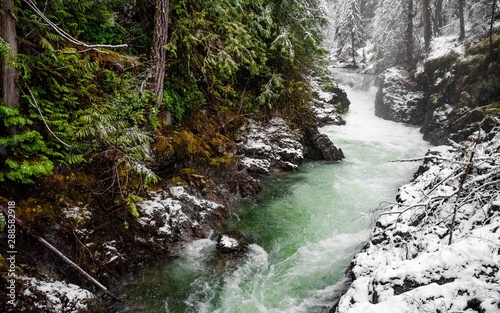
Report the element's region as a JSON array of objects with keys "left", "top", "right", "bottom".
[{"left": 116, "top": 69, "right": 431, "bottom": 313}]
